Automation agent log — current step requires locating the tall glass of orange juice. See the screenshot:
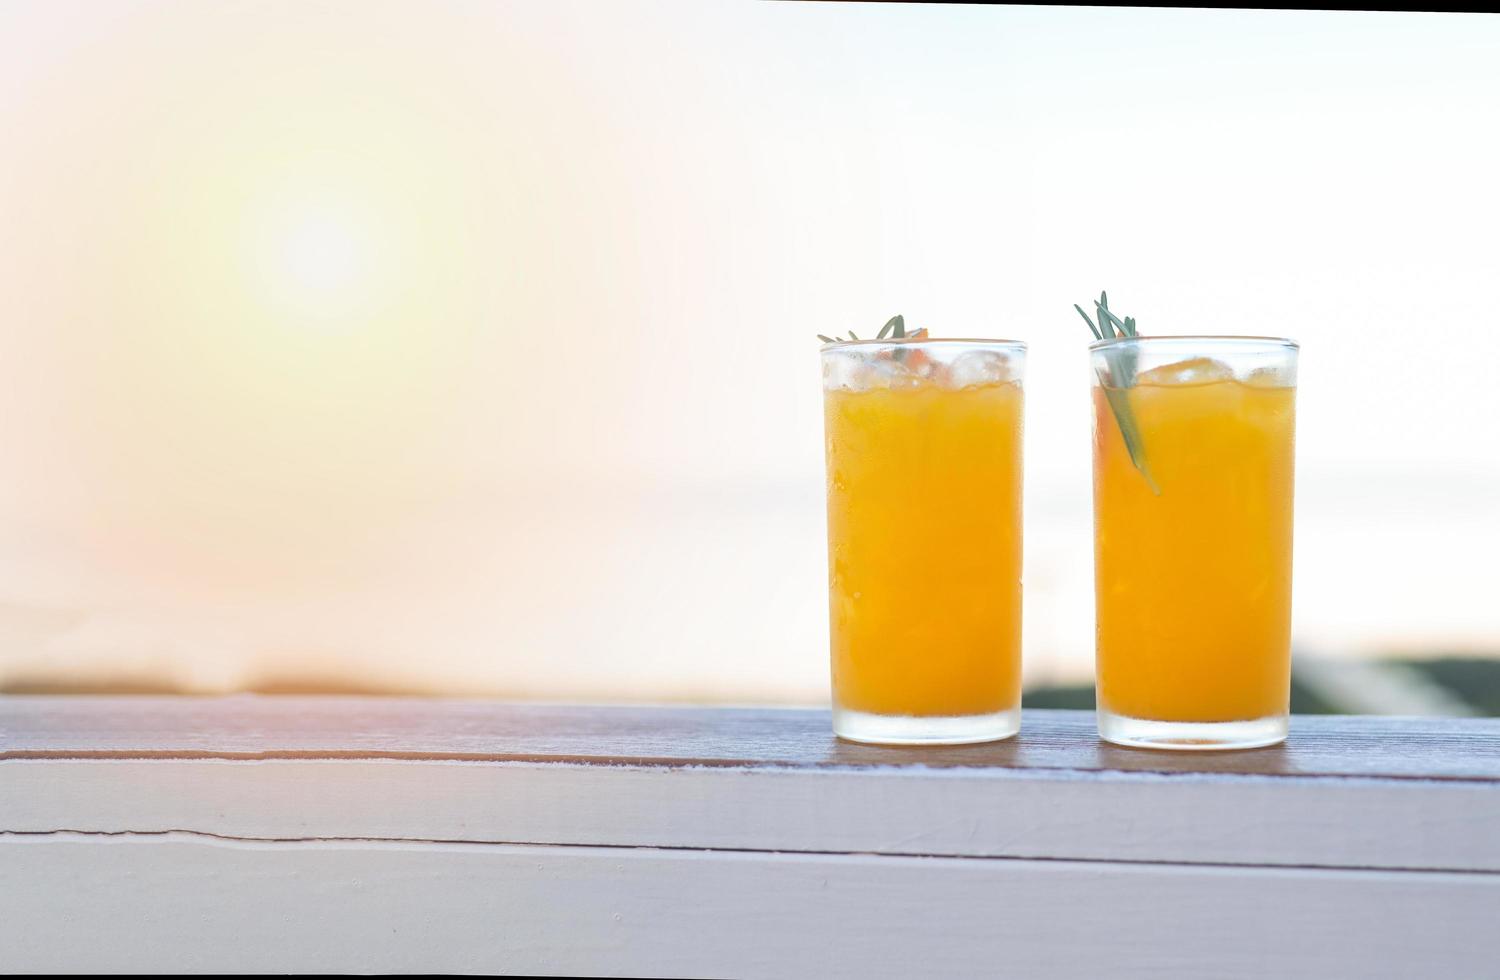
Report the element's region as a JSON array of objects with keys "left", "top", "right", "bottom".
[
  {"left": 822, "top": 335, "right": 1025, "bottom": 744},
  {"left": 1090, "top": 336, "right": 1298, "bottom": 750}
]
